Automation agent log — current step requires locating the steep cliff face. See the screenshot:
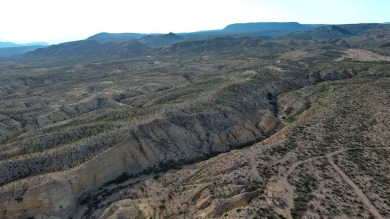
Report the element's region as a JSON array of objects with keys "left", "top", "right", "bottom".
[{"left": 0, "top": 70, "right": 360, "bottom": 218}]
